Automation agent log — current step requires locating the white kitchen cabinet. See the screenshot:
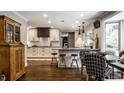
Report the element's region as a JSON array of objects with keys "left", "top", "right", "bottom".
[
  {"left": 33, "top": 47, "right": 51, "bottom": 57},
  {"left": 44, "top": 48, "right": 51, "bottom": 57},
  {"left": 27, "top": 47, "right": 38, "bottom": 57},
  {"left": 37, "top": 48, "right": 46, "bottom": 57},
  {"left": 27, "top": 47, "right": 59, "bottom": 58},
  {"left": 50, "top": 29, "right": 60, "bottom": 41},
  {"left": 30, "top": 47, "right": 38, "bottom": 57},
  {"left": 28, "top": 28, "right": 39, "bottom": 42}
]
